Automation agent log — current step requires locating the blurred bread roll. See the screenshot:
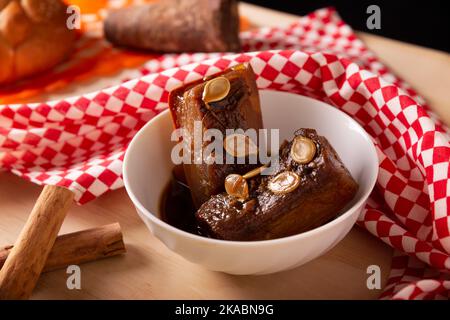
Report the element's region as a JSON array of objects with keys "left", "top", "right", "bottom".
[{"left": 0, "top": 0, "right": 75, "bottom": 85}]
